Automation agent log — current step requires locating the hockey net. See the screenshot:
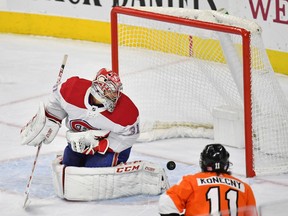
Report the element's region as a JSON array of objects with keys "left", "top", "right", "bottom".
[{"left": 110, "top": 7, "right": 288, "bottom": 177}]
